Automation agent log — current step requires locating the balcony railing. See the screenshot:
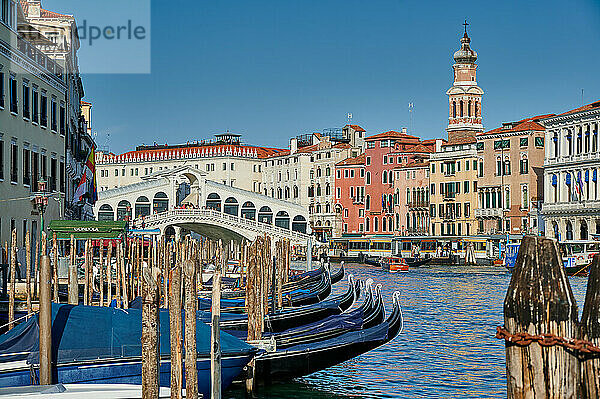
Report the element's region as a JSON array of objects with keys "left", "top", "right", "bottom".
[
  {"left": 407, "top": 201, "right": 429, "bottom": 209},
  {"left": 443, "top": 193, "right": 456, "bottom": 201},
  {"left": 16, "top": 36, "right": 64, "bottom": 80},
  {"left": 474, "top": 208, "right": 503, "bottom": 218}
]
